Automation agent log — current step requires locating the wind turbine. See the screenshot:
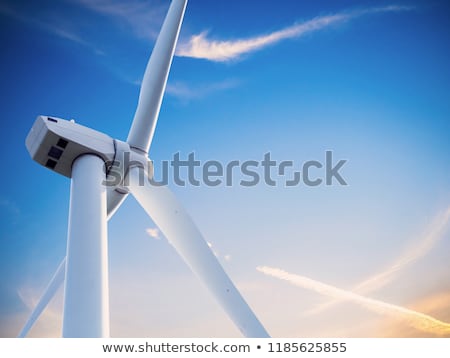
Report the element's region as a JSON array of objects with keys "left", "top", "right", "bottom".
[{"left": 20, "top": 0, "right": 269, "bottom": 338}]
